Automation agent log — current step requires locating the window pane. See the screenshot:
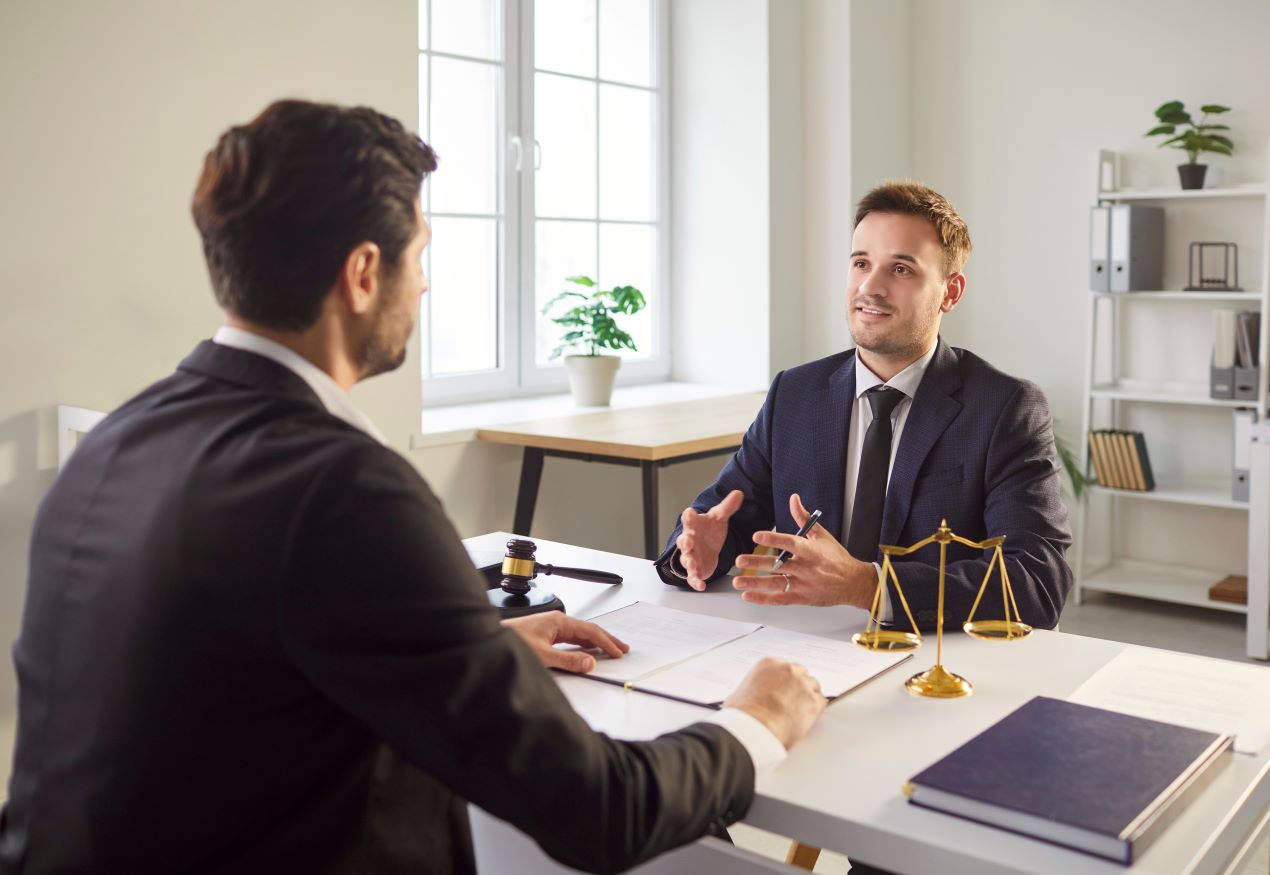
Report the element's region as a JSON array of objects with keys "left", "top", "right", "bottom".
[
  {"left": 599, "top": 0, "right": 651, "bottom": 86},
  {"left": 599, "top": 223, "right": 654, "bottom": 360},
  {"left": 535, "top": 73, "right": 595, "bottom": 219},
  {"left": 535, "top": 0, "right": 595, "bottom": 77},
  {"left": 418, "top": 0, "right": 429, "bottom": 50},
  {"left": 429, "top": 217, "right": 499, "bottom": 374},
  {"left": 418, "top": 60, "right": 431, "bottom": 206},
  {"left": 536, "top": 220, "right": 597, "bottom": 363},
  {"left": 429, "top": 57, "right": 499, "bottom": 215},
  {"left": 432, "top": 0, "right": 500, "bottom": 61},
  {"left": 599, "top": 84, "right": 653, "bottom": 221}
]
